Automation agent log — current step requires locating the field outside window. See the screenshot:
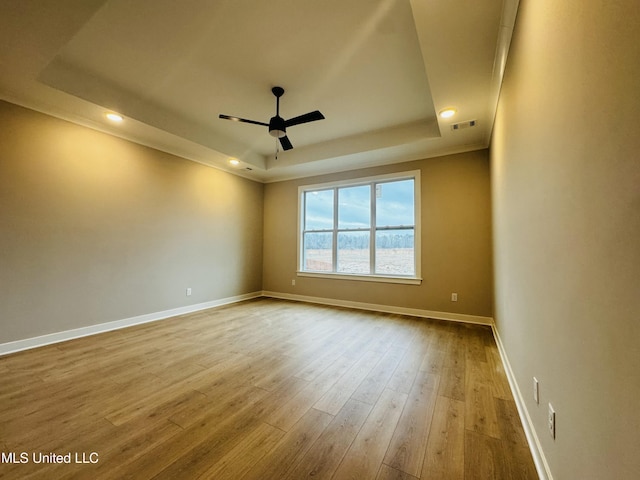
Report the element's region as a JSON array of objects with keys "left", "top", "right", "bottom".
[{"left": 298, "top": 171, "right": 420, "bottom": 283}]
